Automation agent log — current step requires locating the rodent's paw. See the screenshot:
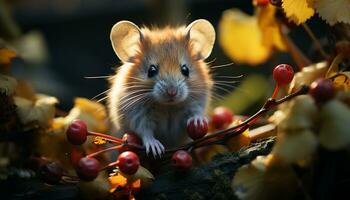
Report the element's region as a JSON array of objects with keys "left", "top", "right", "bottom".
[
  {"left": 143, "top": 137, "right": 165, "bottom": 158},
  {"left": 187, "top": 115, "right": 208, "bottom": 128}
]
